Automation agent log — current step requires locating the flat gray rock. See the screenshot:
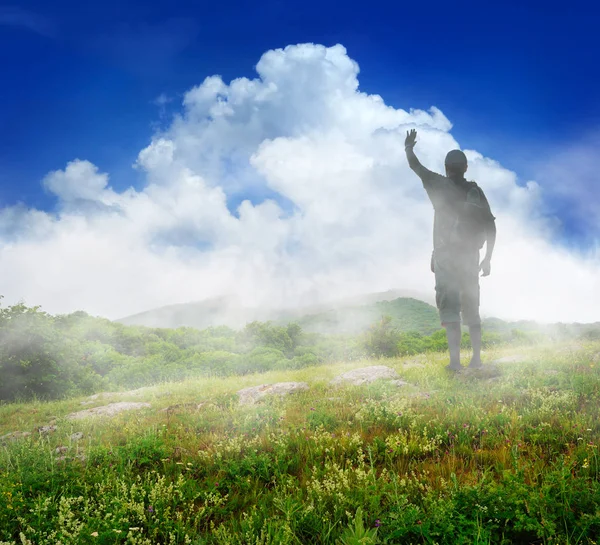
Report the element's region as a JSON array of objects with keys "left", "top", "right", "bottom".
[
  {"left": 237, "top": 382, "right": 309, "bottom": 405},
  {"left": 160, "top": 402, "right": 205, "bottom": 413},
  {"left": 331, "top": 365, "right": 398, "bottom": 386},
  {"left": 83, "top": 388, "right": 149, "bottom": 403},
  {"left": 491, "top": 355, "right": 526, "bottom": 364},
  {"left": 37, "top": 425, "right": 57, "bottom": 435},
  {"left": 68, "top": 402, "right": 151, "bottom": 420},
  {"left": 0, "top": 431, "right": 31, "bottom": 443},
  {"left": 389, "top": 379, "right": 411, "bottom": 387}
]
